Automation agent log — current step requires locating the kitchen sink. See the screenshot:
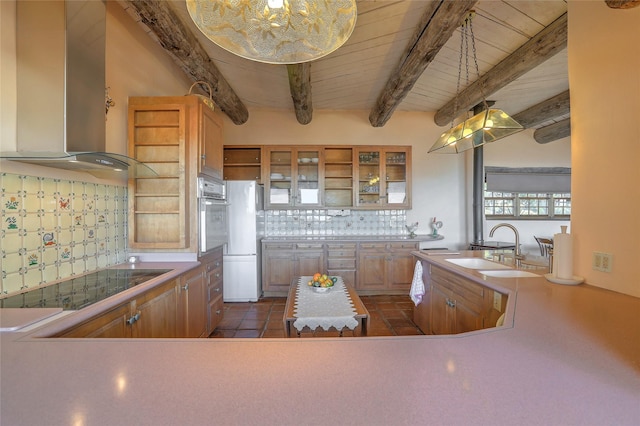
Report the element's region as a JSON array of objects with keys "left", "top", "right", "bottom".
[
  {"left": 479, "top": 270, "right": 540, "bottom": 278},
  {"left": 445, "top": 258, "right": 512, "bottom": 270}
]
